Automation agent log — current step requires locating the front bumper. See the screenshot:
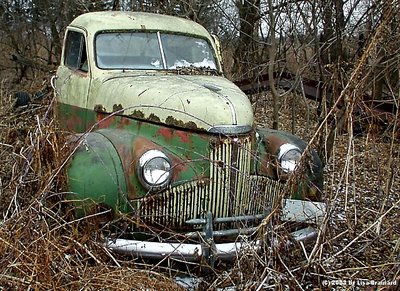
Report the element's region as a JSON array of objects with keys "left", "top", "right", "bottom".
[{"left": 105, "top": 199, "right": 326, "bottom": 261}]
